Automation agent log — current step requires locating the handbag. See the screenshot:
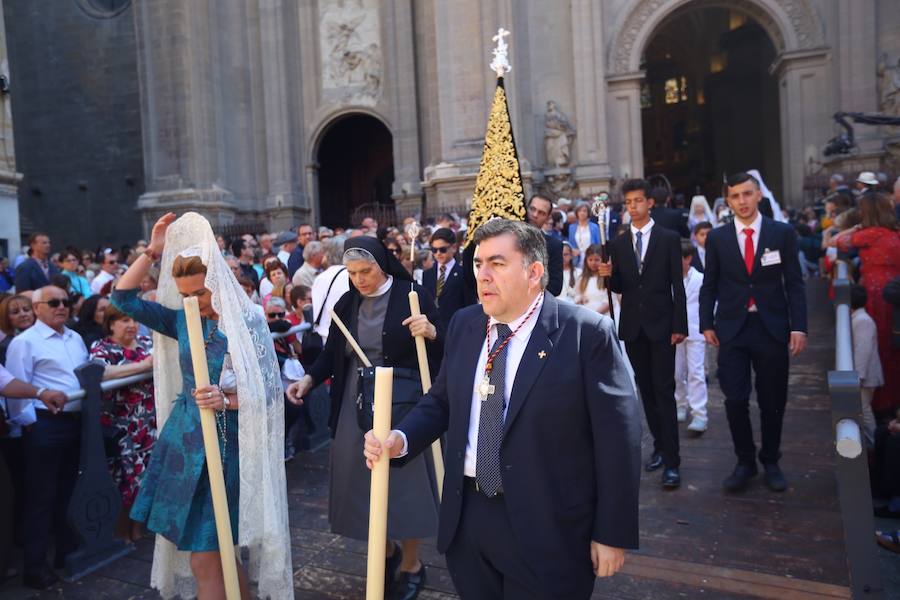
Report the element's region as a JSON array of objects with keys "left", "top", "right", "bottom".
[
  {"left": 302, "top": 268, "right": 347, "bottom": 366},
  {"left": 355, "top": 366, "right": 423, "bottom": 432}
]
